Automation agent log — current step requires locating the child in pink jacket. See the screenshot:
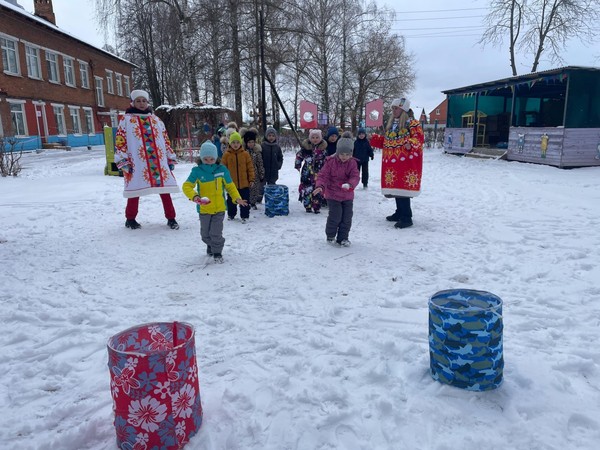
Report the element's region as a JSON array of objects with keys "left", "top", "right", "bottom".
[{"left": 313, "top": 137, "right": 360, "bottom": 246}]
